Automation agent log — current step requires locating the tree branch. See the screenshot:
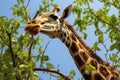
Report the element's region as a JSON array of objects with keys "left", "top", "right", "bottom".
[
  {"left": 0, "top": 47, "right": 4, "bottom": 56},
  {"left": 6, "top": 31, "right": 16, "bottom": 67},
  {"left": 40, "top": 41, "right": 50, "bottom": 67},
  {"left": 33, "top": 68, "right": 72, "bottom": 80},
  {"left": 101, "top": 43, "right": 109, "bottom": 63},
  {"left": 28, "top": 36, "right": 33, "bottom": 56},
  {"left": 87, "top": 1, "right": 120, "bottom": 32},
  {"left": 26, "top": 0, "right": 31, "bottom": 7},
  {"left": 20, "top": 0, "right": 31, "bottom": 21},
  {"left": 6, "top": 31, "right": 21, "bottom": 80},
  {"left": 99, "top": 0, "right": 120, "bottom": 9},
  {"left": 43, "top": 41, "right": 50, "bottom": 54}
]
